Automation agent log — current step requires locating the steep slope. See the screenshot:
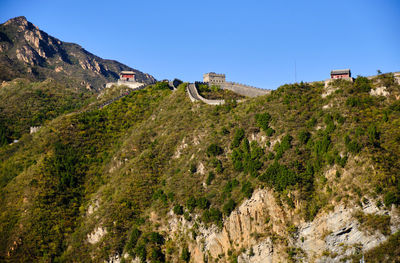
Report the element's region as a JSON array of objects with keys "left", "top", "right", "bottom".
[
  {"left": 0, "top": 16, "right": 156, "bottom": 89},
  {"left": 0, "top": 74, "right": 400, "bottom": 262},
  {"left": 0, "top": 78, "right": 95, "bottom": 143}
]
